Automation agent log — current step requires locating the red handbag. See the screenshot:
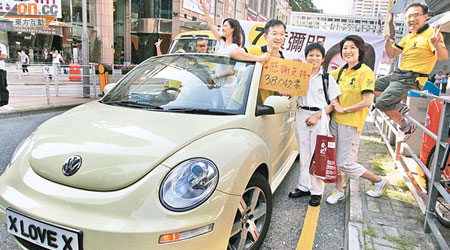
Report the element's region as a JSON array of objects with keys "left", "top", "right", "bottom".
[{"left": 309, "top": 109, "right": 338, "bottom": 183}]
